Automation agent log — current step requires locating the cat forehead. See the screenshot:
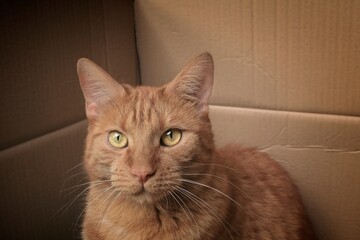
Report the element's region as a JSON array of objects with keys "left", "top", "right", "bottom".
[
  {"left": 113, "top": 84, "right": 195, "bottom": 127},
  {"left": 115, "top": 85, "right": 167, "bottom": 119},
  {"left": 134, "top": 86, "right": 161, "bottom": 98}
]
